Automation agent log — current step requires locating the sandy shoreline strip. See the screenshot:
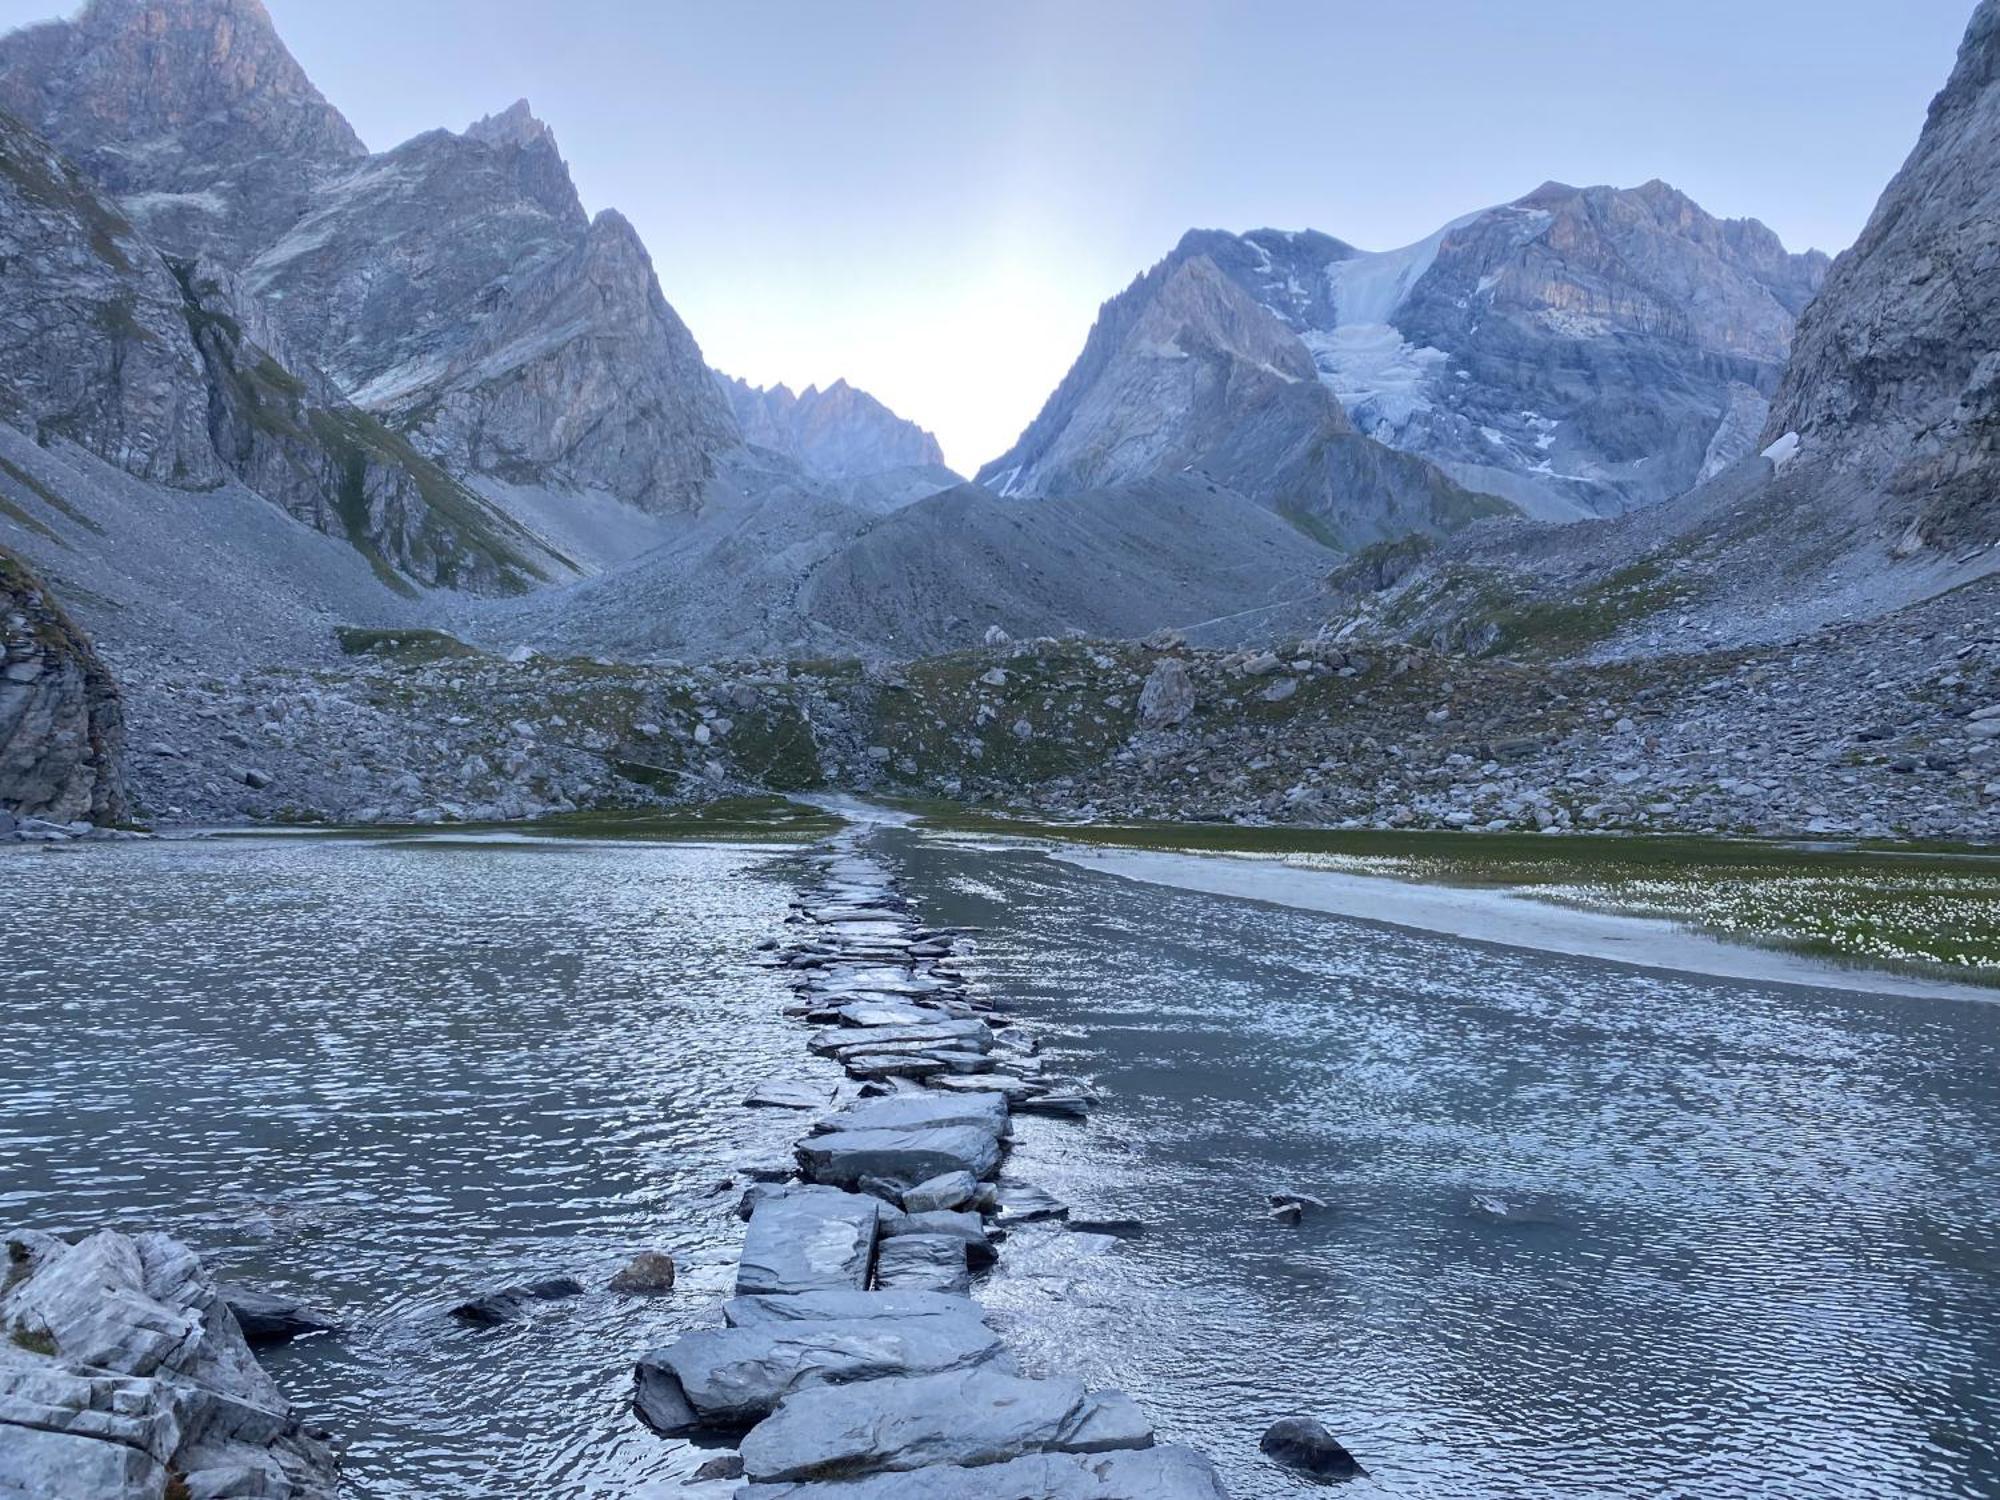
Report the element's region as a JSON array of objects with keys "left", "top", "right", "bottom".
[{"left": 1032, "top": 843, "right": 1995, "bottom": 1004}]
